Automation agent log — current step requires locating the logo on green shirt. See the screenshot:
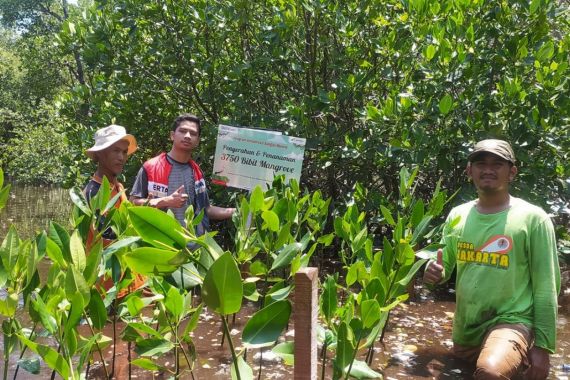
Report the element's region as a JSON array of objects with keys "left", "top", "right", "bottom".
[{"left": 457, "top": 235, "right": 512, "bottom": 269}]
